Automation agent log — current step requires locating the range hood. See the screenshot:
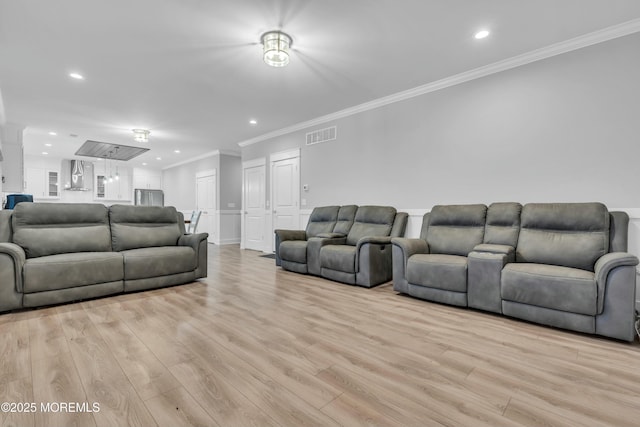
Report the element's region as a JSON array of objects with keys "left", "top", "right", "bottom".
[{"left": 63, "top": 159, "right": 92, "bottom": 191}]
